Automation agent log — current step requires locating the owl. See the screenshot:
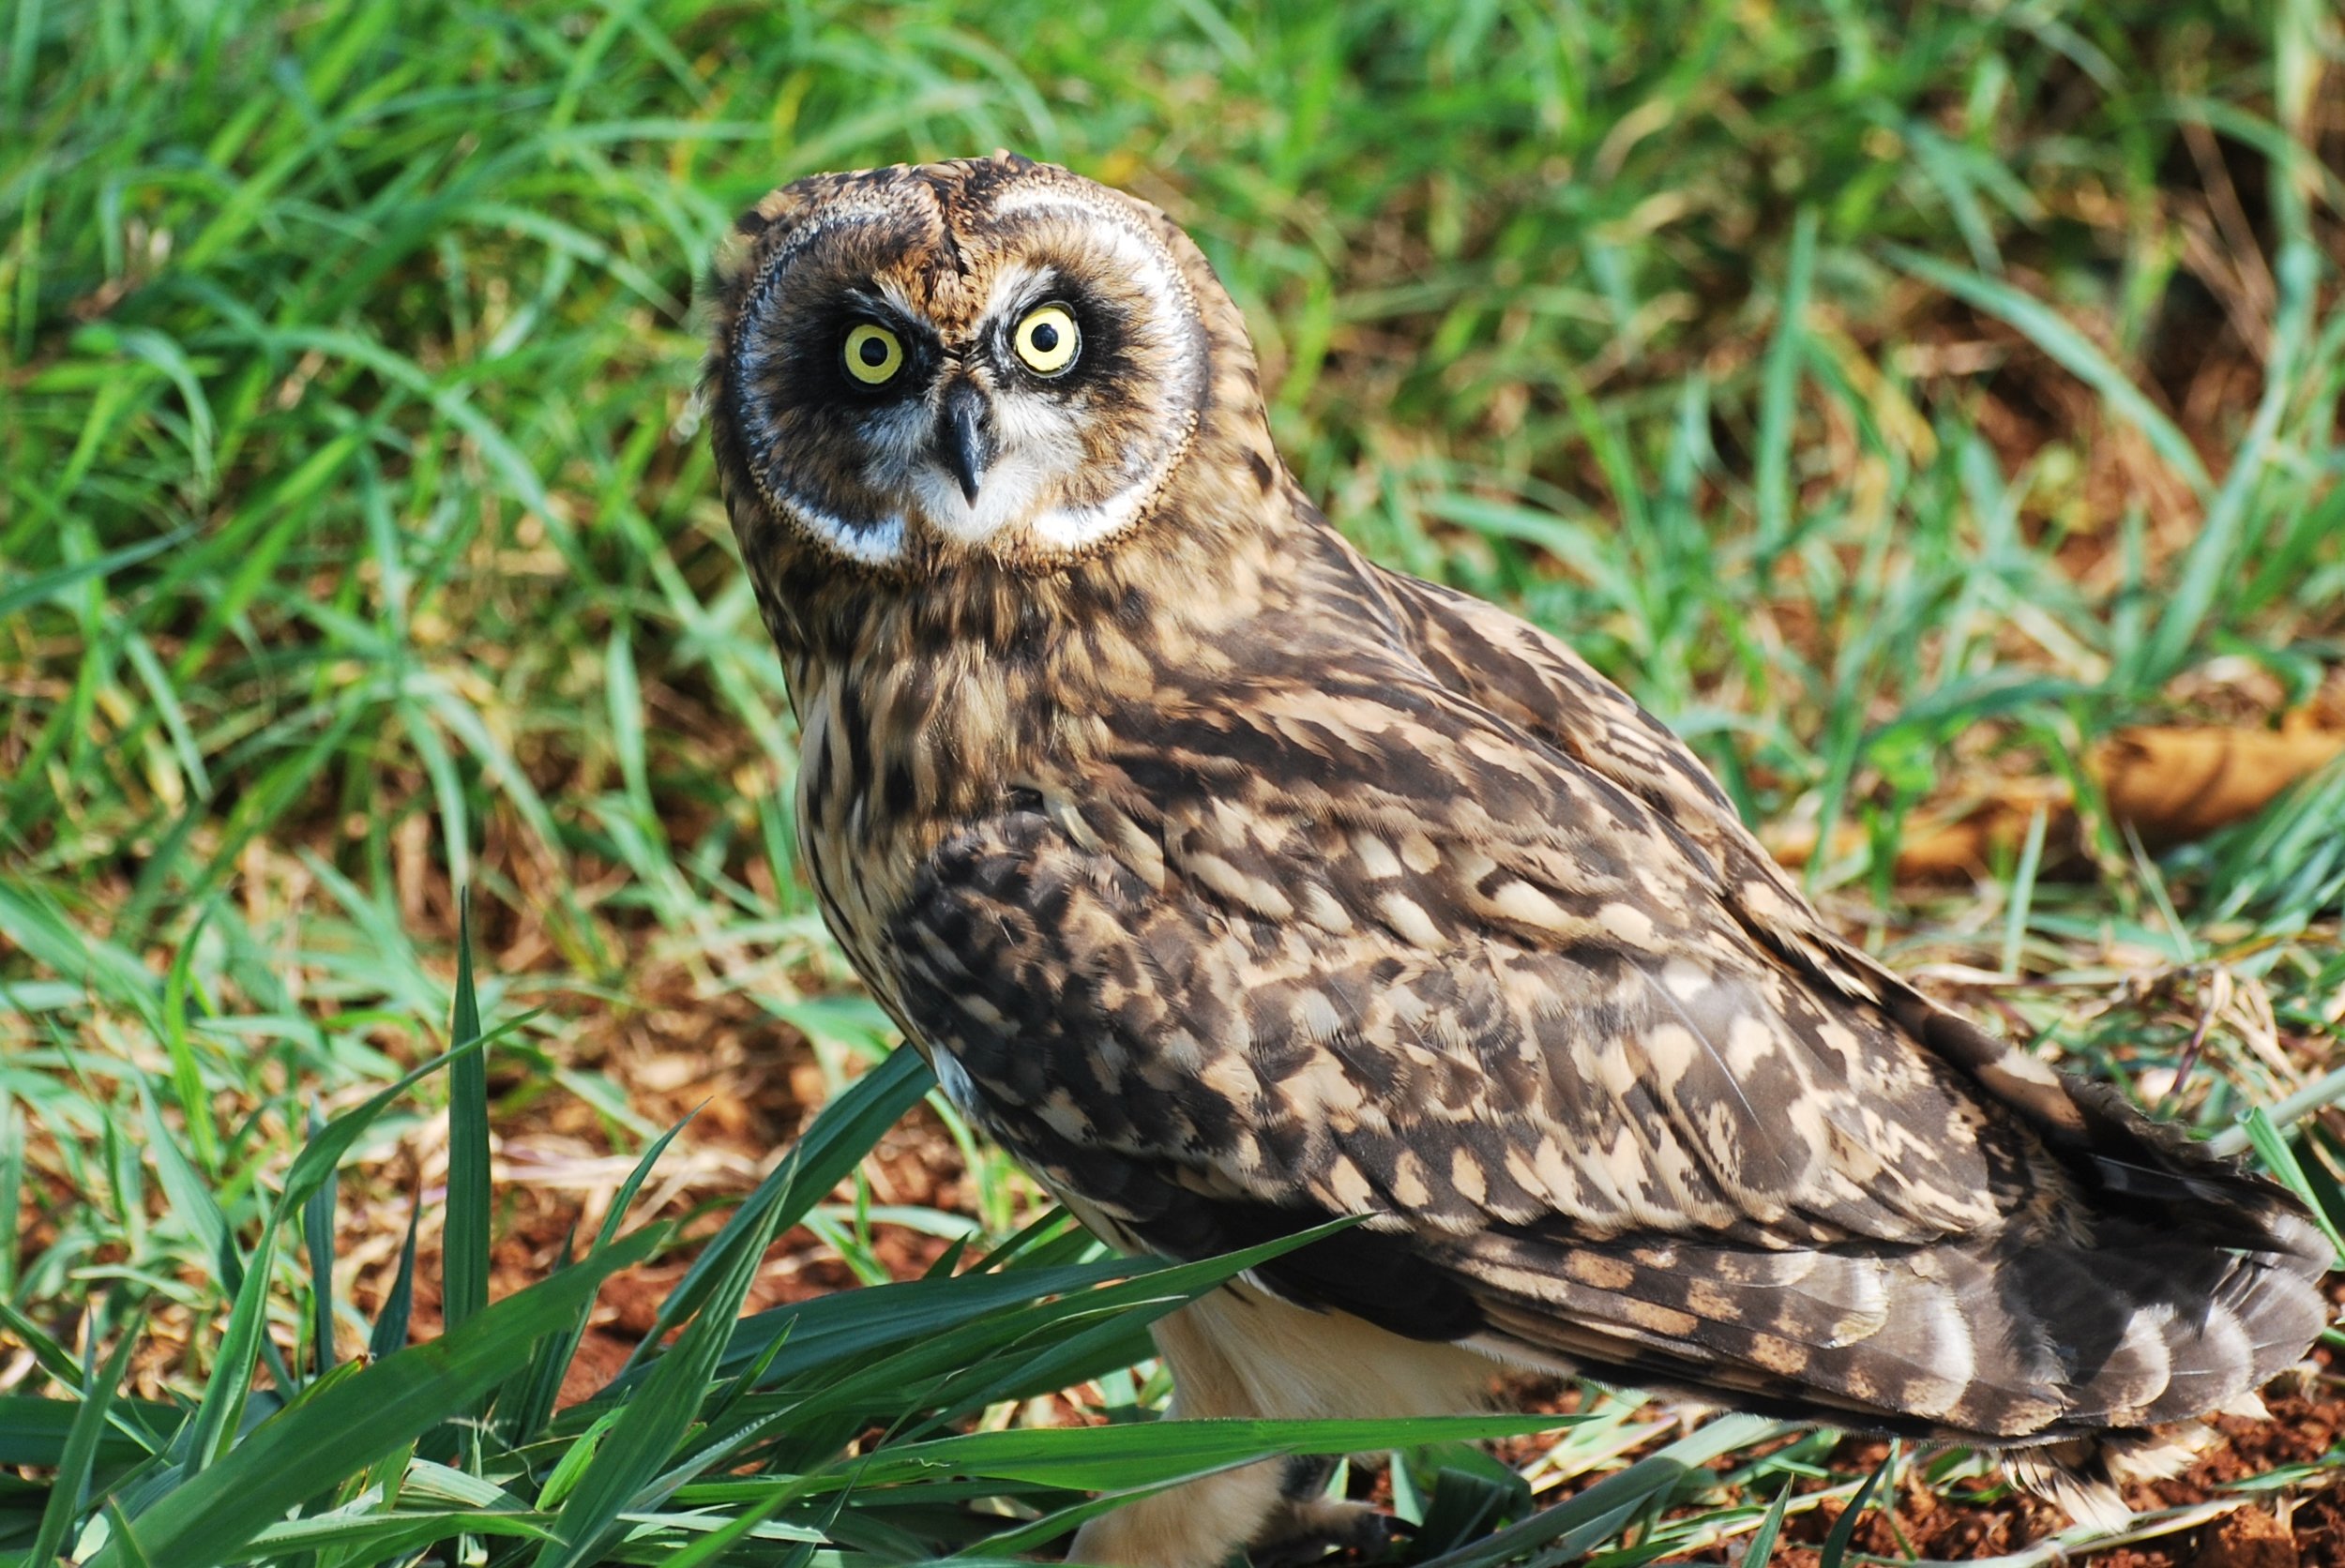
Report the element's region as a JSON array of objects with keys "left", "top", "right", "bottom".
[{"left": 704, "top": 153, "right": 2330, "bottom": 1567}]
